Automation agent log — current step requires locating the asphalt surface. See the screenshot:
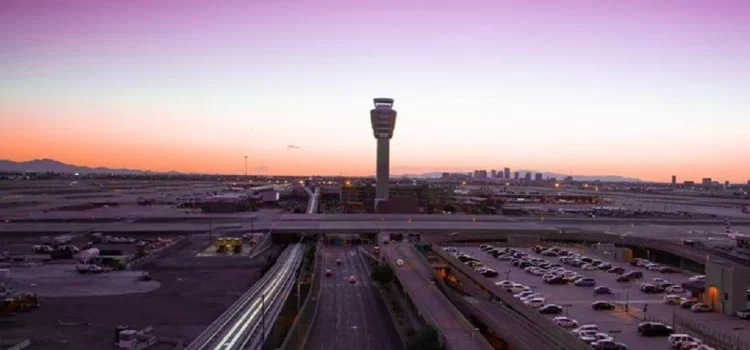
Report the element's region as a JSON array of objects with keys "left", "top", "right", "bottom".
[
  {"left": 305, "top": 245, "right": 401, "bottom": 350},
  {"left": 460, "top": 245, "right": 750, "bottom": 348},
  {"left": 383, "top": 243, "right": 492, "bottom": 350}
]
